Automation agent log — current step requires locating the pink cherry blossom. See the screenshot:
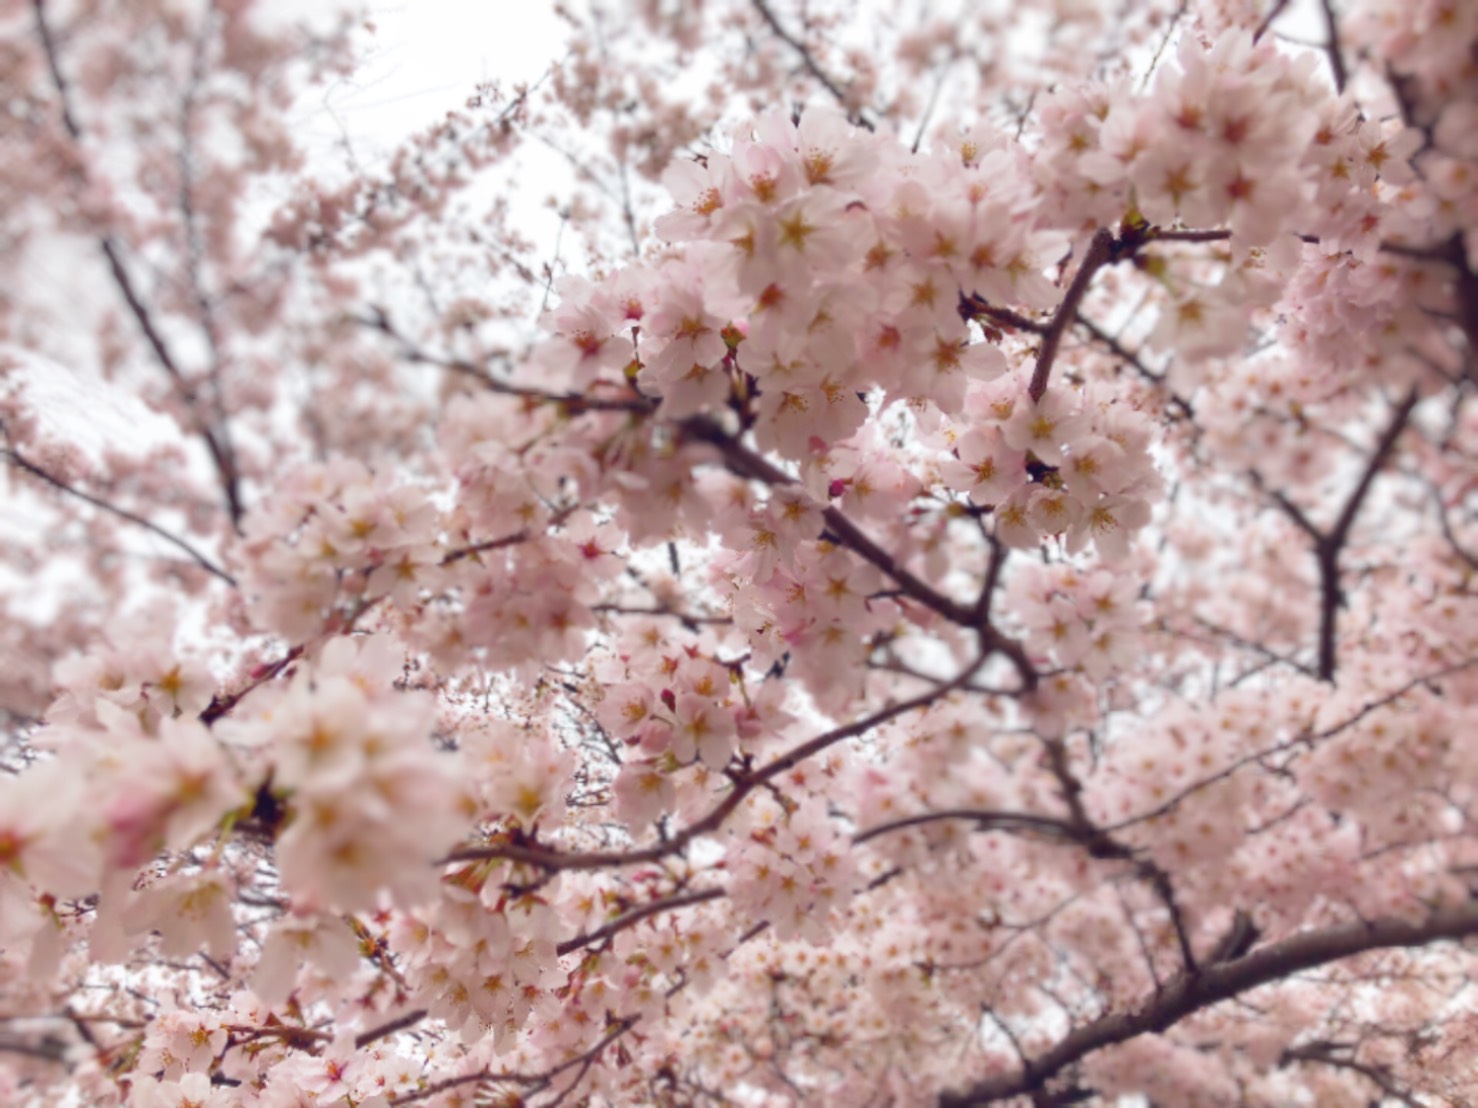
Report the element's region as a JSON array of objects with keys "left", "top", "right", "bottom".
[{"left": 3, "top": 2, "right": 1477, "bottom": 1106}]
